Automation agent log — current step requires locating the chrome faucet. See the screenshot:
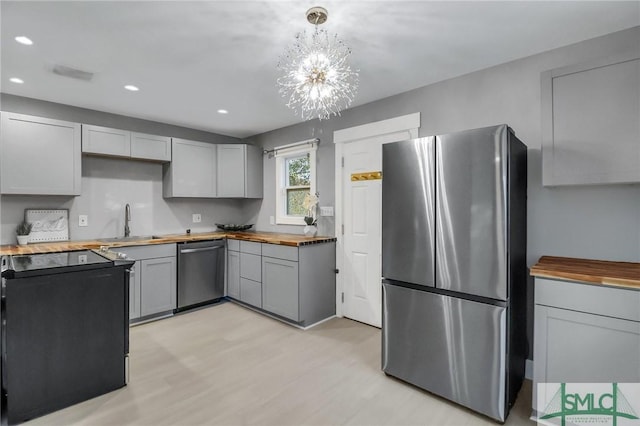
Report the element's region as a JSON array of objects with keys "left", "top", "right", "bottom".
[{"left": 124, "top": 204, "right": 131, "bottom": 237}]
